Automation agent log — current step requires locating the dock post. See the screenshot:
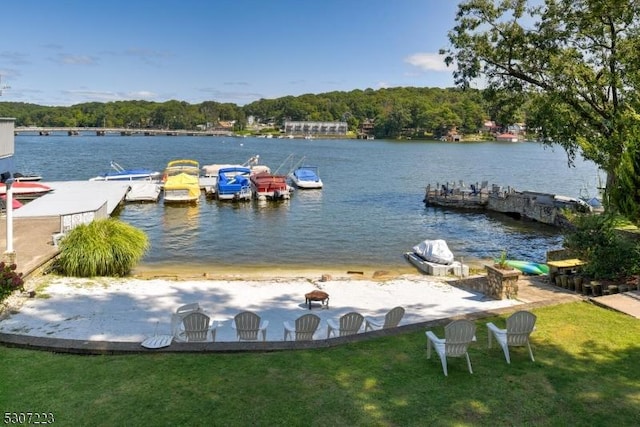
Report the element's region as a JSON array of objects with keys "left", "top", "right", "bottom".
[{"left": 3, "top": 177, "right": 17, "bottom": 265}]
